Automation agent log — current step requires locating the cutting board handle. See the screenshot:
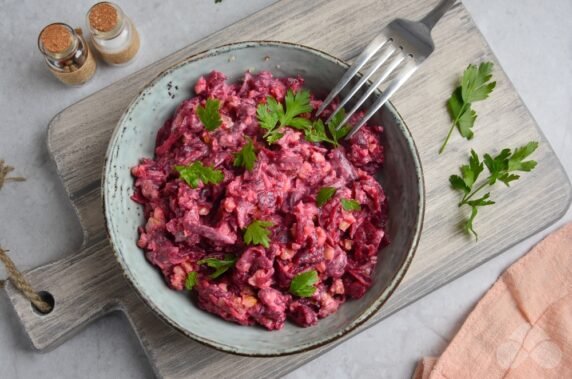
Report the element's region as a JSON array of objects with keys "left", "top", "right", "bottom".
[{"left": 3, "top": 241, "right": 129, "bottom": 350}]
